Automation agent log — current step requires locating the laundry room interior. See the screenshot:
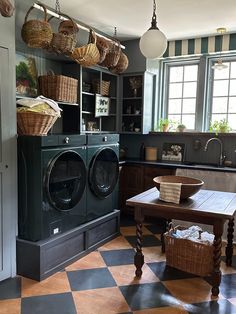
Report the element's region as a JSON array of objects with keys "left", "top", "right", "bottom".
[{"left": 1, "top": 0, "right": 236, "bottom": 313}]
